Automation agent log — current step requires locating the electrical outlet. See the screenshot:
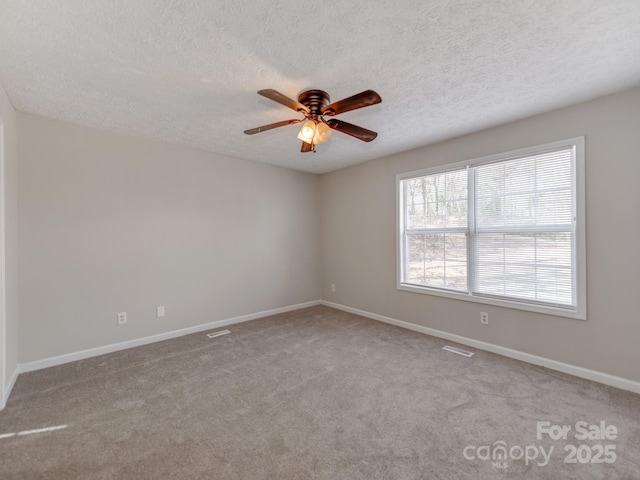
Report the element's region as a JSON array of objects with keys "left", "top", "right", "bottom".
[
  {"left": 480, "top": 312, "right": 489, "bottom": 325},
  {"left": 330, "top": 284, "right": 336, "bottom": 293},
  {"left": 117, "top": 312, "right": 127, "bottom": 325},
  {"left": 156, "top": 306, "right": 165, "bottom": 318}
]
